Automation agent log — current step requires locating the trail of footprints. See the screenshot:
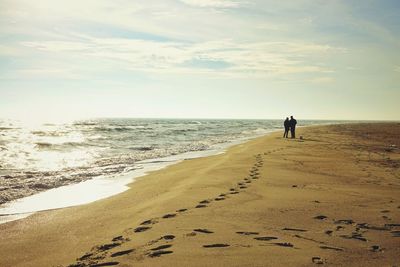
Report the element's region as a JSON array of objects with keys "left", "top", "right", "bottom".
[
  {"left": 68, "top": 153, "right": 266, "bottom": 266},
  {"left": 67, "top": 148, "right": 400, "bottom": 266}
]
